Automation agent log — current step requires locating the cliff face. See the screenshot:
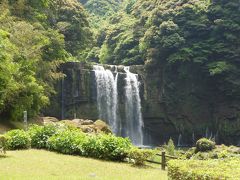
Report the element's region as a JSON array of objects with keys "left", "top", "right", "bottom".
[
  {"left": 46, "top": 62, "right": 240, "bottom": 146},
  {"left": 45, "top": 62, "right": 98, "bottom": 120},
  {"left": 142, "top": 62, "right": 240, "bottom": 146}
]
